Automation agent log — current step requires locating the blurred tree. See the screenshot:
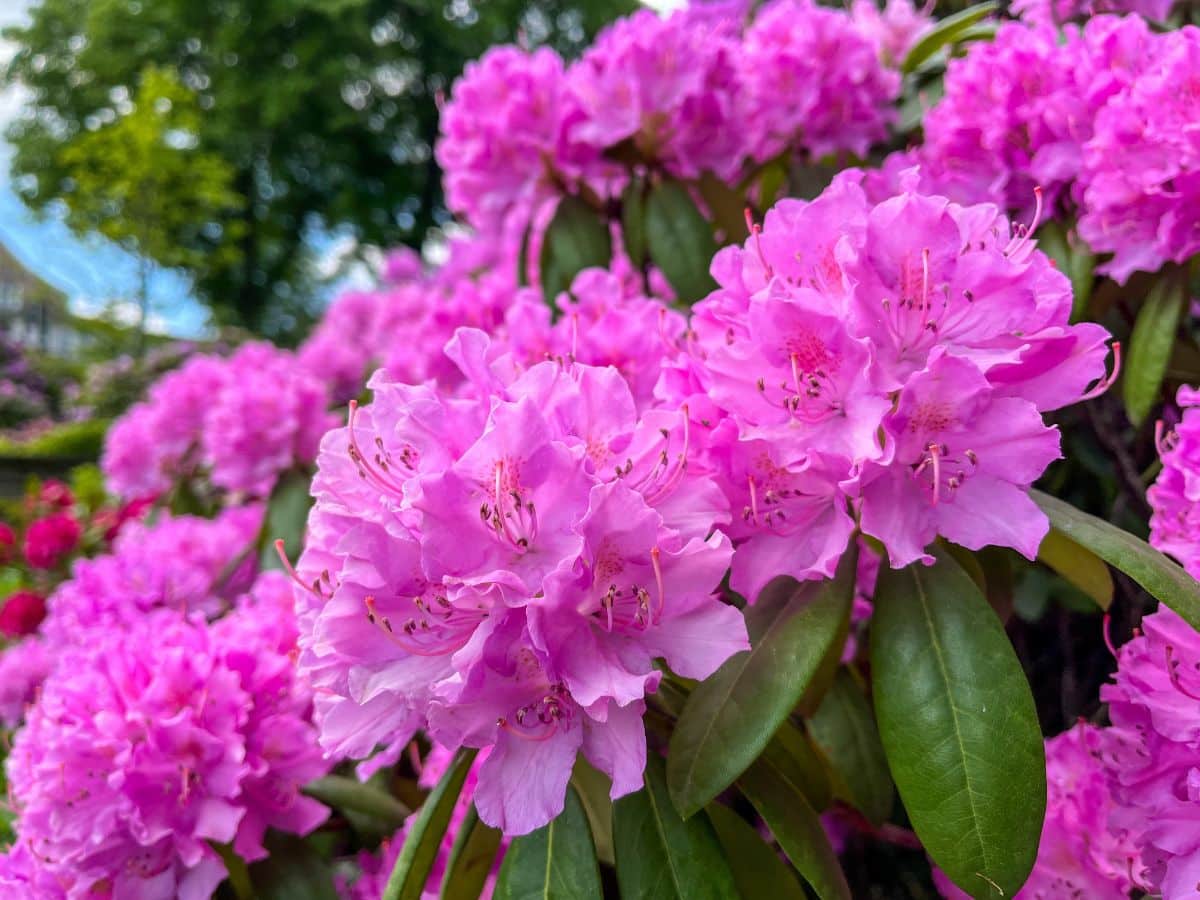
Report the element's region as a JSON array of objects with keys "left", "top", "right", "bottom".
[
  {"left": 2, "top": 0, "right": 634, "bottom": 338},
  {"left": 56, "top": 64, "right": 242, "bottom": 348}
]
